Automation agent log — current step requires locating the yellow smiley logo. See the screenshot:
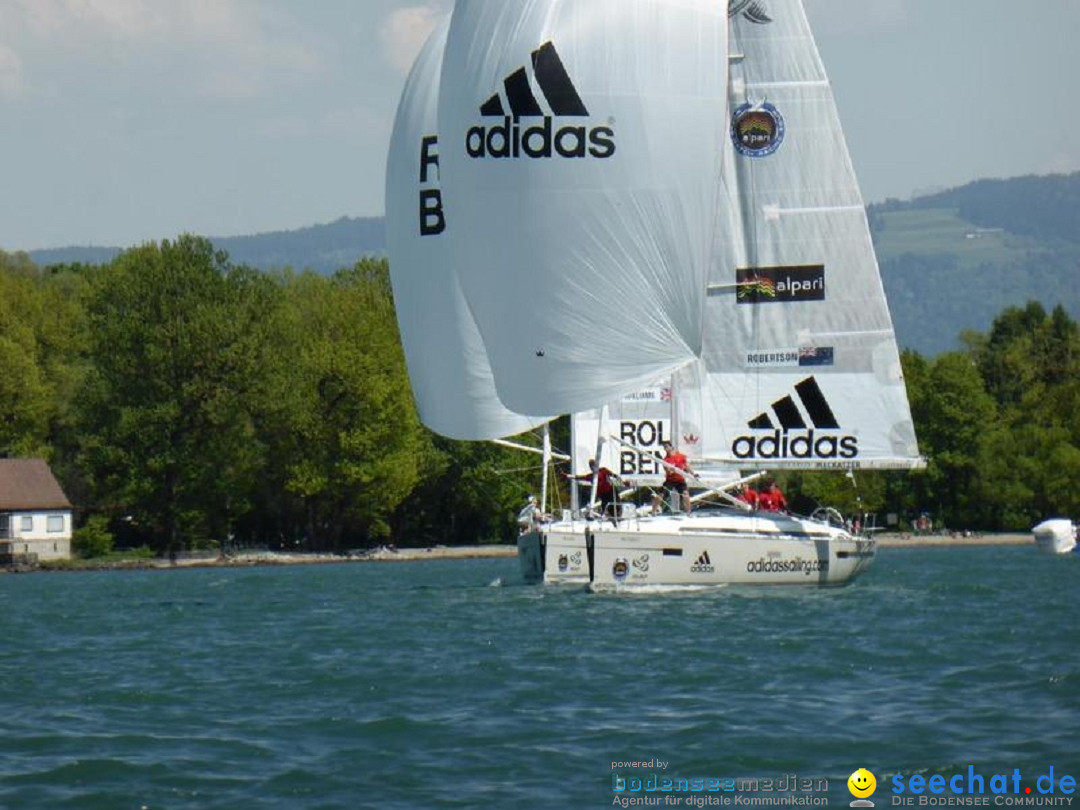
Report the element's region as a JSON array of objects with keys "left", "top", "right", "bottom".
[{"left": 848, "top": 768, "right": 877, "bottom": 798}]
